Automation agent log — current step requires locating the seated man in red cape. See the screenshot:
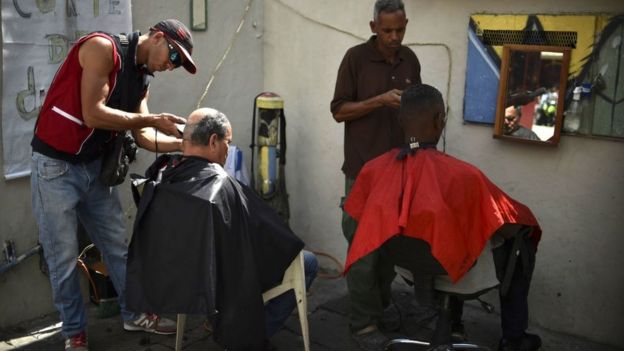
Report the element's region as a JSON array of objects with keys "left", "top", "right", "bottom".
[{"left": 344, "top": 84, "right": 542, "bottom": 351}]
